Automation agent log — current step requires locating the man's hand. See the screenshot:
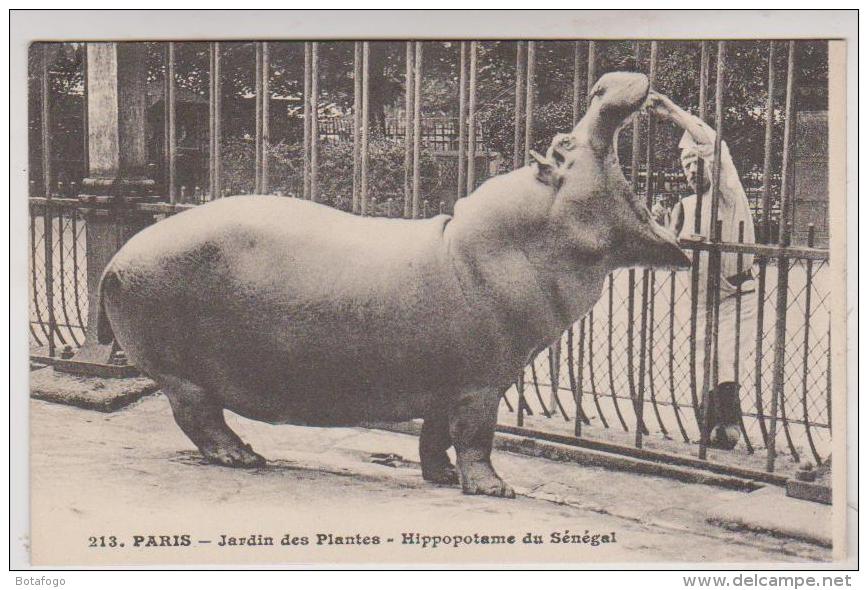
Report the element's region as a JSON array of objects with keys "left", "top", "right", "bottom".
[{"left": 643, "top": 90, "right": 679, "bottom": 119}]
